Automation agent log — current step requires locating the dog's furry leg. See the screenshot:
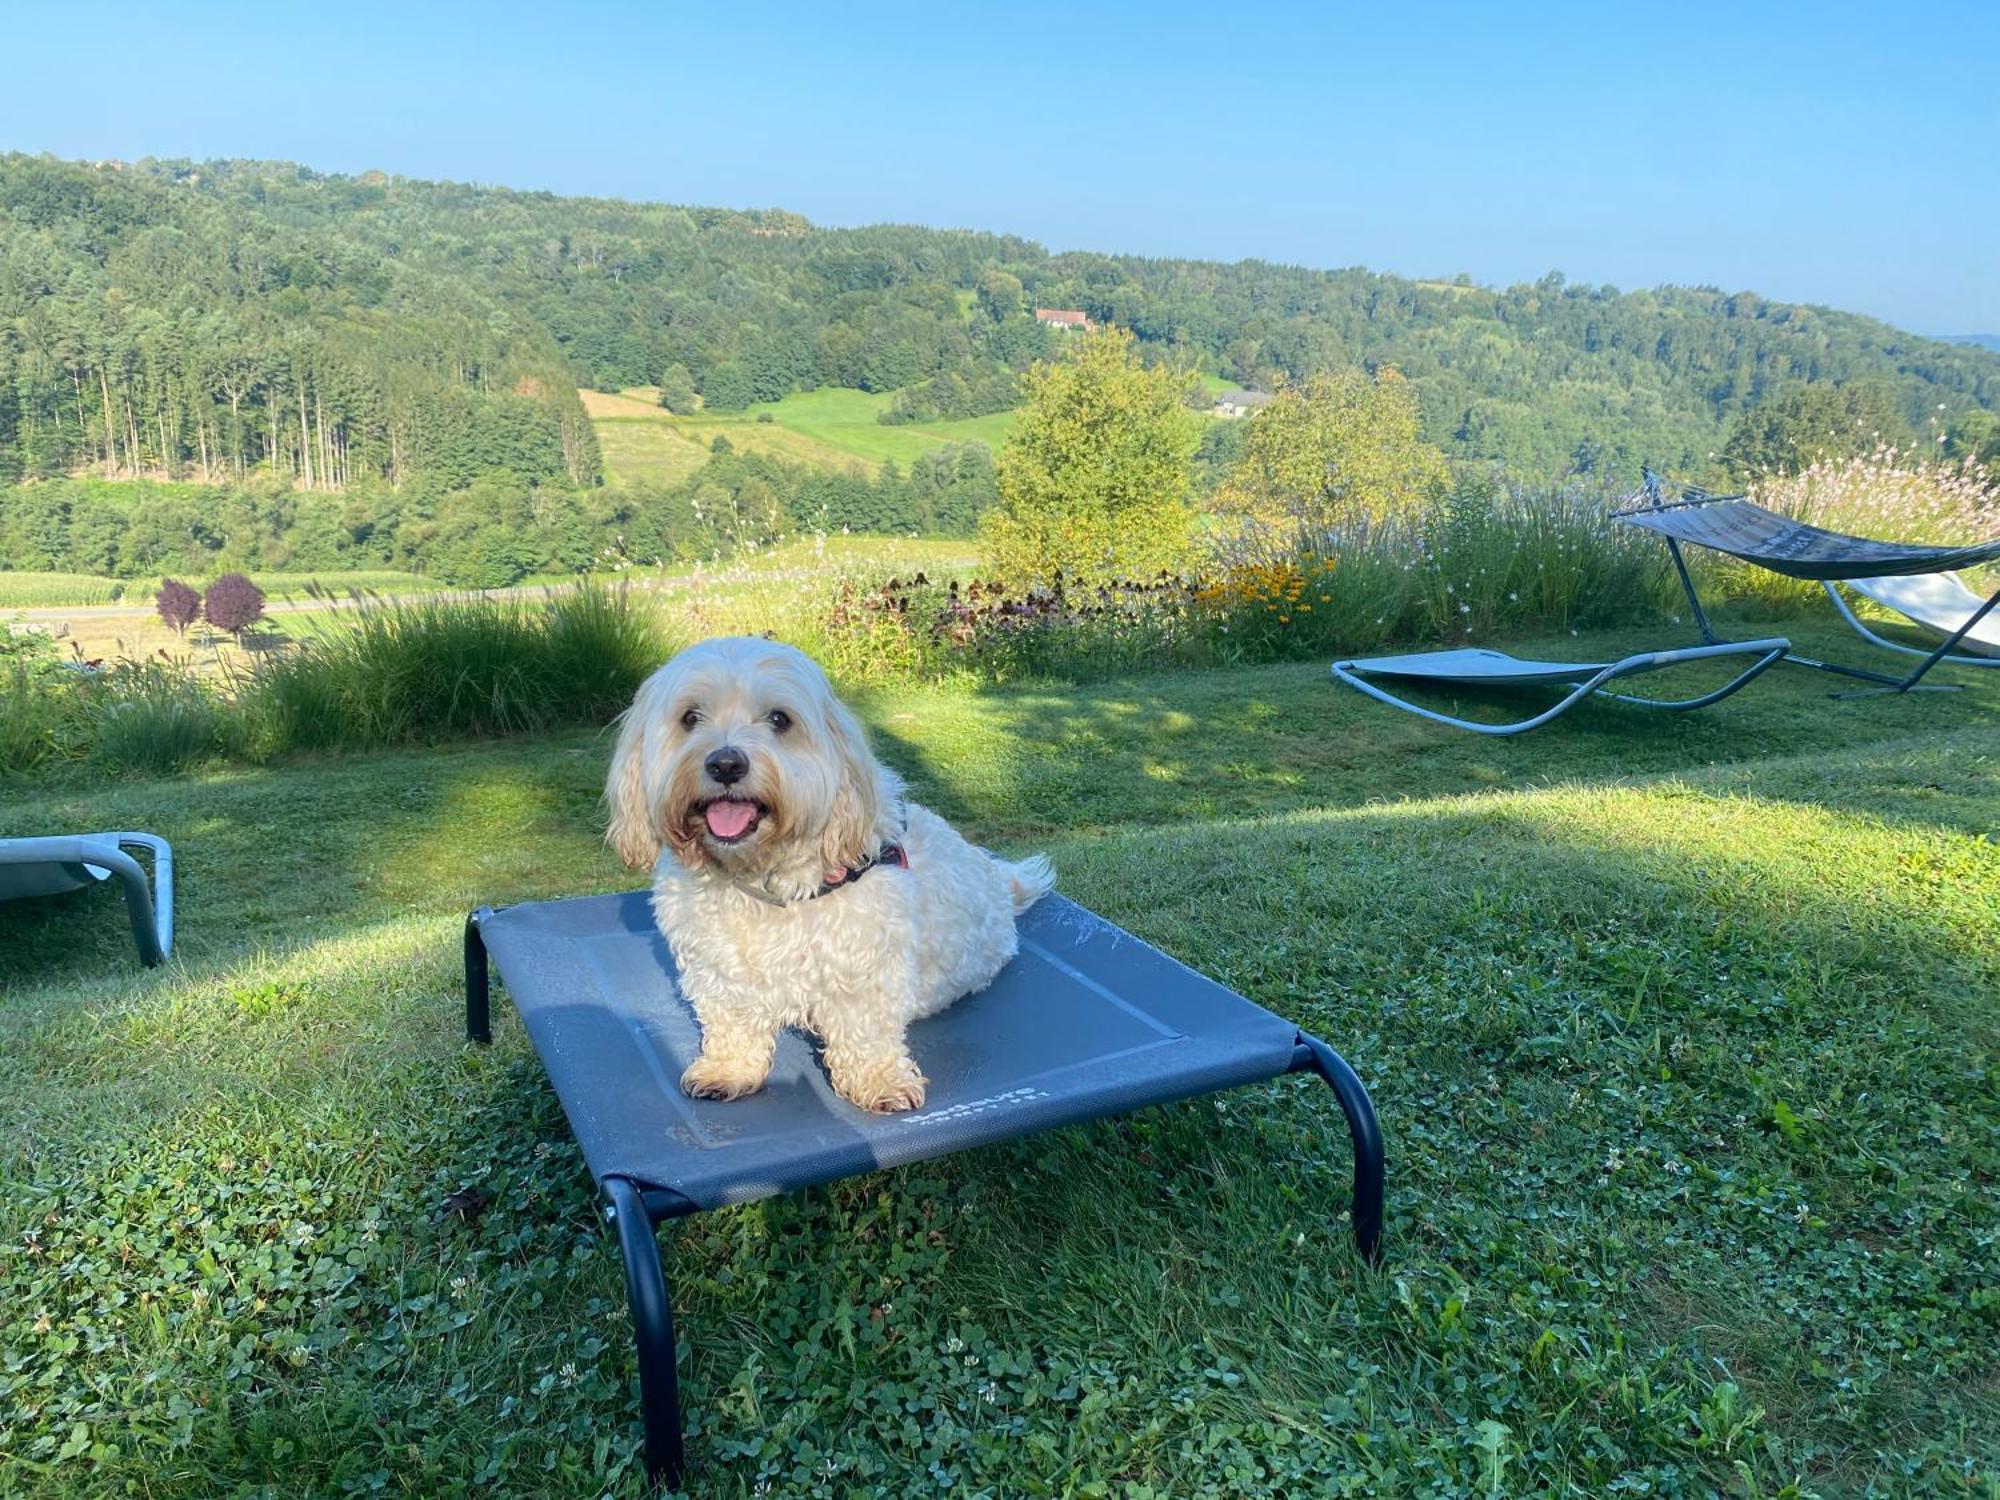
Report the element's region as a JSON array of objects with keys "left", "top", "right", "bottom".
[
  {"left": 819, "top": 967, "right": 926, "bottom": 1112},
  {"left": 680, "top": 1009, "right": 778, "bottom": 1101}
]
